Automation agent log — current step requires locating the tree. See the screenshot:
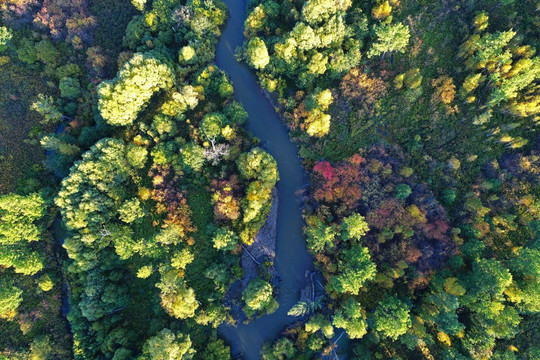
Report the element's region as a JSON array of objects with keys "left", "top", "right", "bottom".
[
  {"left": 305, "top": 314, "right": 334, "bottom": 338},
  {"left": 458, "top": 20, "right": 540, "bottom": 119},
  {"left": 180, "top": 143, "right": 206, "bottom": 172},
  {"left": 242, "top": 278, "right": 277, "bottom": 316},
  {"left": 0, "top": 193, "right": 46, "bottom": 245},
  {"left": 98, "top": 53, "right": 174, "bottom": 126},
  {"left": 368, "top": 23, "right": 410, "bottom": 58},
  {"left": 117, "top": 198, "right": 145, "bottom": 224},
  {"left": 340, "top": 213, "right": 369, "bottom": 241},
  {"left": 509, "top": 247, "right": 540, "bottom": 312},
  {"left": 157, "top": 271, "right": 199, "bottom": 319},
  {"left": 261, "top": 338, "right": 296, "bottom": 360},
  {"left": 0, "top": 246, "right": 45, "bottom": 275},
  {"left": 305, "top": 217, "right": 337, "bottom": 253},
  {"left": 291, "top": 22, "right": 320, "bottom": 51},
  {"left": 328, "top": 244, "right": 376, "bottom": 295},
  {"left": 247, "top": 37, "right": 270, "bottom": 70},
  {"left": 179, "top": 45, "right": 197, "bottom": 64},
  {"left": 140, "top": 329, "right": 195, "bottom": 360},
  {"left": 204, "top": 139, "right": 230, "bottom": 165},
  {"left": 59, "top": 77, "right": 82, "bottom": 99},
  {"left": 372, "top": 1, "right": 392, "bottom": 20},
  {"left": 395, "top": 184, "right": 412, "bottom": 200},
  {"left": 237, "top": 147, "right": 279, "bottom": 187},
  {"left": 301, "top": 0, "right": 352, "bottom": 25},
  {"left": 131, "top": 0, "right": 146, "bottom": 11},
  {"left": 0, "top": 279, "right": 23, "bottom": 319},
  {"left": 0, "top": 26, "right": 12, "bottom": 52},
  {"left": 212, "top": 227, "right": 239, "bottom": 251},
  {"left": 200, "top": 113, "right": 225, "bottom": 140},
  {"left": 373, "top": 296, "right": 411, "bottom": 340},
  {"left": 305, "top": 108, "right": 331, "bottom": 137},
  {"left": 465, "top": 259, "right": 512, "bottom": 302},
  {"left": 333, "top": 297, "right": 368, "bottom": 339},
  {"left": 55, "top": 139, "right": 135, "bottom": 233},
  {"left": 428, "top": 292, "right": 465, "bottom": 336},
  {"left": 40, "top": 135, "right": 81, "bottom": 156},
  {"left": 201, "top": 339, "right": 231, "bottom": 360},
  {"left": 288, "top": 298, "right": 323, "bottom": 317},
  {"left": 31, "top": 94, "right": 63, "bottom": 125}
]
